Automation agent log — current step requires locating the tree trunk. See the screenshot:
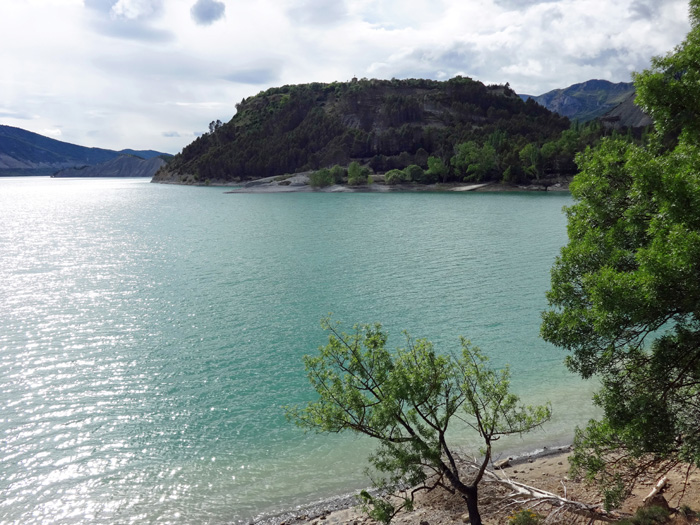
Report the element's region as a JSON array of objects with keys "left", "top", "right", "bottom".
[{"left": 464, "top": 485, "right": 482, "bottom": 525}]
